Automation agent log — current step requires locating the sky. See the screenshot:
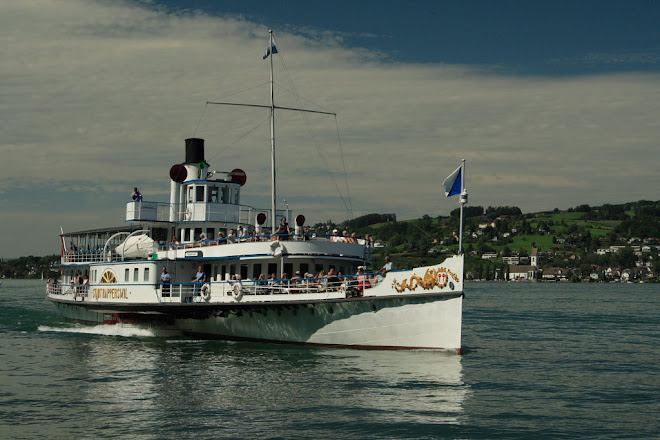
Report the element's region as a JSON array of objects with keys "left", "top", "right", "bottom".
[{"left": 2, "top": 0, "right": 660, "bottom": 257}]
